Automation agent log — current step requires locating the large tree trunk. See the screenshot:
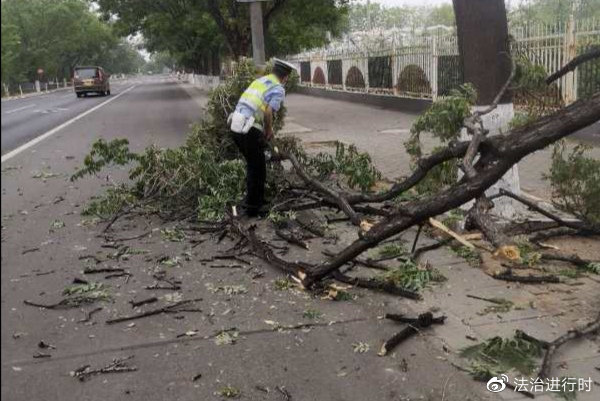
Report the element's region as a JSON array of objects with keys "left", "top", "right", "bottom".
[
  {"left": 307, "top": 92, "right": 600, "bottom": 284},
  {"left": 453, "top": 0, "right": 520, "bottom": 218},
  {"left": 453, "top": 0, "right": 512, "bottom": 105}
]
